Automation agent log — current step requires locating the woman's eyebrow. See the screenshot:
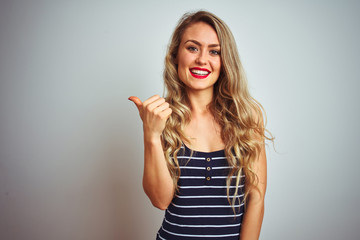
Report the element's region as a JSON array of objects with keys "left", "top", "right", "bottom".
[{"left": 184, "top": 39, "right": 220, "bottom": 48}]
